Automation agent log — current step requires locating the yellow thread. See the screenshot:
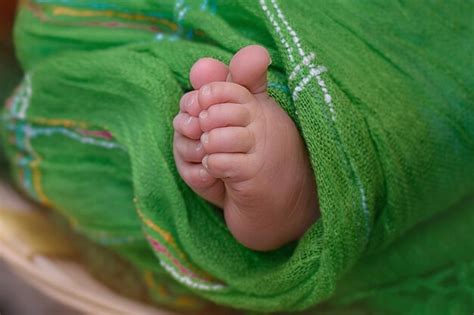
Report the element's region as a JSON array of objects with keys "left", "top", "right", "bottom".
[
  {"left": 144, "top": 271, "right": 156, "bottom": 290},
  {"left": 137, "top": 208, "right": 219, "bottom": 283},
  {"left": 30, "top": 158, "right": 52, "bottom": 207},
  {"left": 136, "top": 207, "right": 175, "bottom": 245},
  {"left": 143, "top": 272, "right": 170, "bottom": 299},
  {"left": 30, "top": 117, "right": 88, "bottom": 129},
  {"left": 157, "top": 284, "right": 168, "bottom": 296},
  {"left": 176, "top": 296, "right": 201, "bottom": 308},
  {"left": 17, "top": 139, "right": 78, "bottom": 228},
  {"left": 137, "top": 210, "right": 213, "bottom": 279},
  {"left": 52, "top": 6, "right": 178, "bottom": 31},
  {"left": 29, "top": 154, "right": 79, "bottom": 228}
]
